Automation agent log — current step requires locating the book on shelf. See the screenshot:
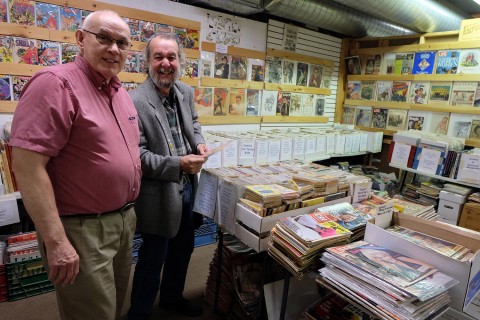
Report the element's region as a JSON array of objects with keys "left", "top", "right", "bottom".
[
  {"left": 469, "top": 119, "right": 480, "bottom": 140},
  {"left": 304, "top": 292, "right": 376, "bottom": 320},
  {"left": 408, "top": 81, "right": 430, "bottom": 104},
  {"left": 341, "top": 105, "right": 355, "bottom": 125},
  {"left": 435, "top": 50, "right": 459, "bottom": 74},
  {"left": 346, "top": 80, "right": 361, "bottom": 100},
  {"left": 412, "top": 51, "right": 435, "bottom": 74},
  {"left": 9, "top": 0, "right": 35, "bottom": 26},
  {"left": 35, "top": 2, "right": 59, "bottom": 29},
  {"left": 382, "top": 52, "right": 395, "bottom": 75},
  {"left": 0, "top": 75, "right": 11, "bottom": 101},
  {"left": 429, "top": 81, "right": 452, "bottom": 105},
  {"left": 447, "top": 113, "right": 473, "bottom": 138},
  {"left": 426, "top": 112, "right": 450, "bottom": 135},
  {"left": 363, "top": 55, "right": 375, "bottom": 75},
  {"left": 0, "top": 35, "right": 13, "bottom": 63},
  {"left": 13, "top": 37, "right": 38, "bottom": 64},
  {"left": 451, "top": 81, "right": 476, "bottom": 107}
]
